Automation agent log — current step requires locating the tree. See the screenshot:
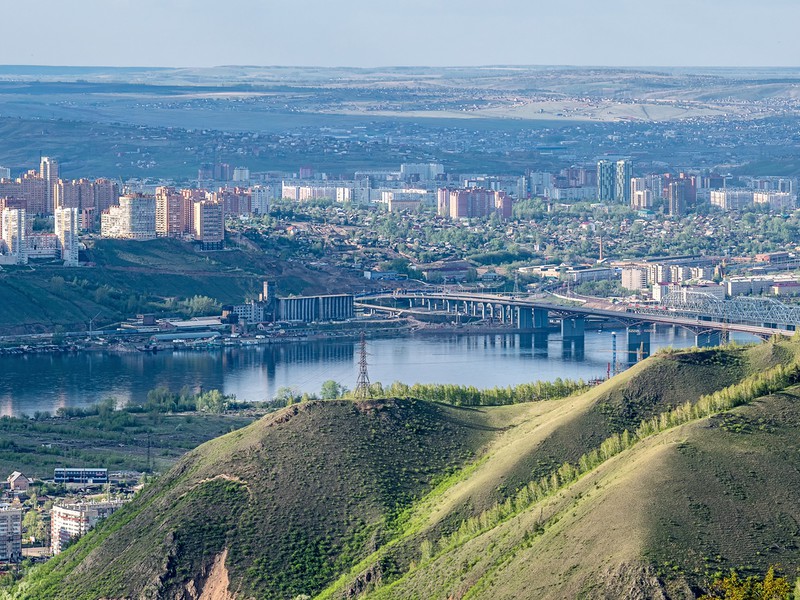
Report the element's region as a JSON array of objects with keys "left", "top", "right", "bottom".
[
  {"left": 320, "top": 380, "right": 345, "bottom": 400},
  {"left": 274, "top": 386, "right": 300, "bottom": 406},
  {"left": 195, "top": 389, "right": 229, "bottom": 413},
  {"left": 700, "top": 566, "right": 791, "bottom": 600},
  {"left": 22, "top": 509, "right": 45, "bottom": 543}
]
